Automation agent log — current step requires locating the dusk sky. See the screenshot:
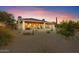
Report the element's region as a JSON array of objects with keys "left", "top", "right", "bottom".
[{"left": 0, "top": 6, "right": 79, "bottom": 22}]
